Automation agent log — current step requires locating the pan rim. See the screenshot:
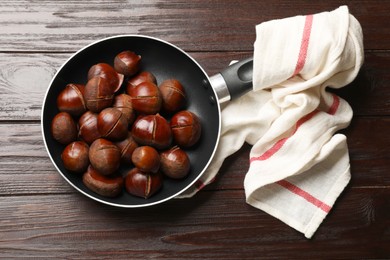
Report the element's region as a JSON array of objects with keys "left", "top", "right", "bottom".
[{"left": 41, "top": 34, "right": 222, "bottom": 208}]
